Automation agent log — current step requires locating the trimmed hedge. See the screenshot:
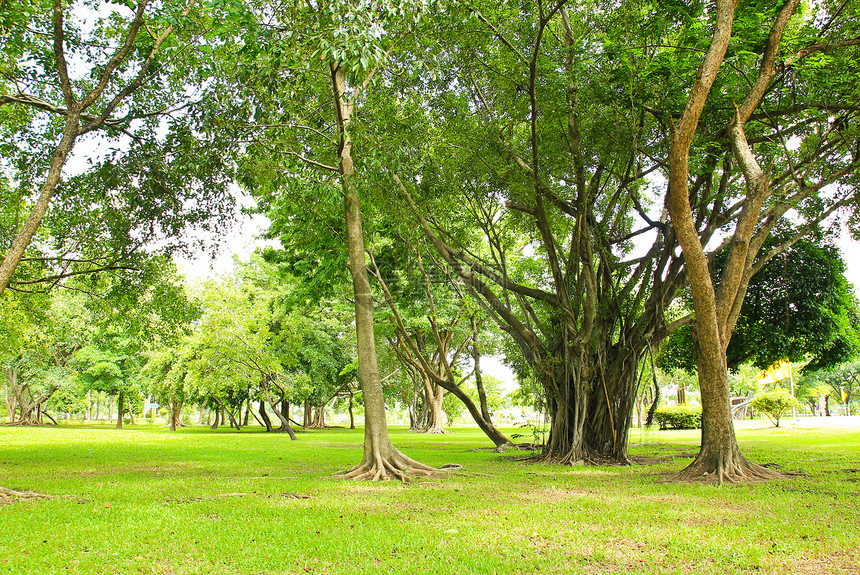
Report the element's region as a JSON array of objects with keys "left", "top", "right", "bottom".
[{"left": 654, "top": 405, "right": 702, "bottom": 430}]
